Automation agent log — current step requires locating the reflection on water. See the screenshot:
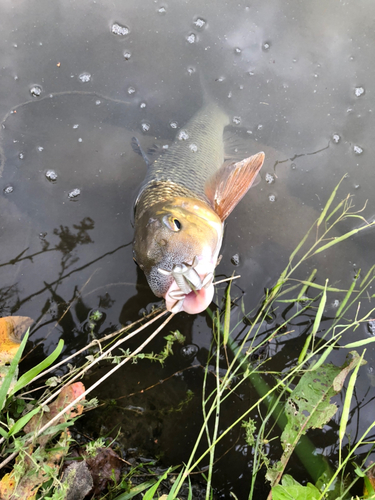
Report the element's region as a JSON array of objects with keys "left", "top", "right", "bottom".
[{"left": 0, "top": 0, "right": 375, "bottom": 497}]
